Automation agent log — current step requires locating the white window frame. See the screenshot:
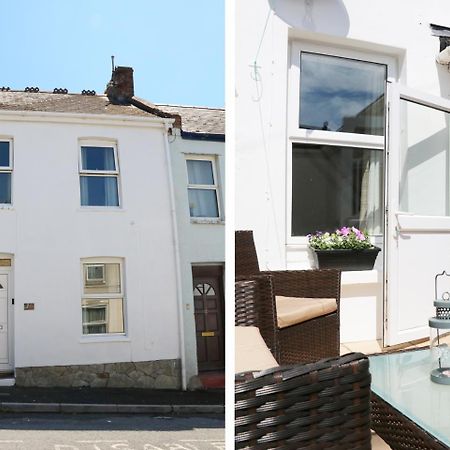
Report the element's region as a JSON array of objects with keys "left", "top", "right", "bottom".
[
  {"left": 286, "top": 40, "right": 397, "bottom": 245},
  {"left": 86, "top": 264, "right": 106, "bottom": 285},
  {"left": 186, "top": 154, "right": 221, "bottom": 221},
  {"left": 0, "top": 139, "right": 13, "bottom": 205},
  {"left": 78, "top": 139, "right": 121, "bottom": 208},
  {"left": 80, "top": 257, "right": 126, "bottom": 337}
]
